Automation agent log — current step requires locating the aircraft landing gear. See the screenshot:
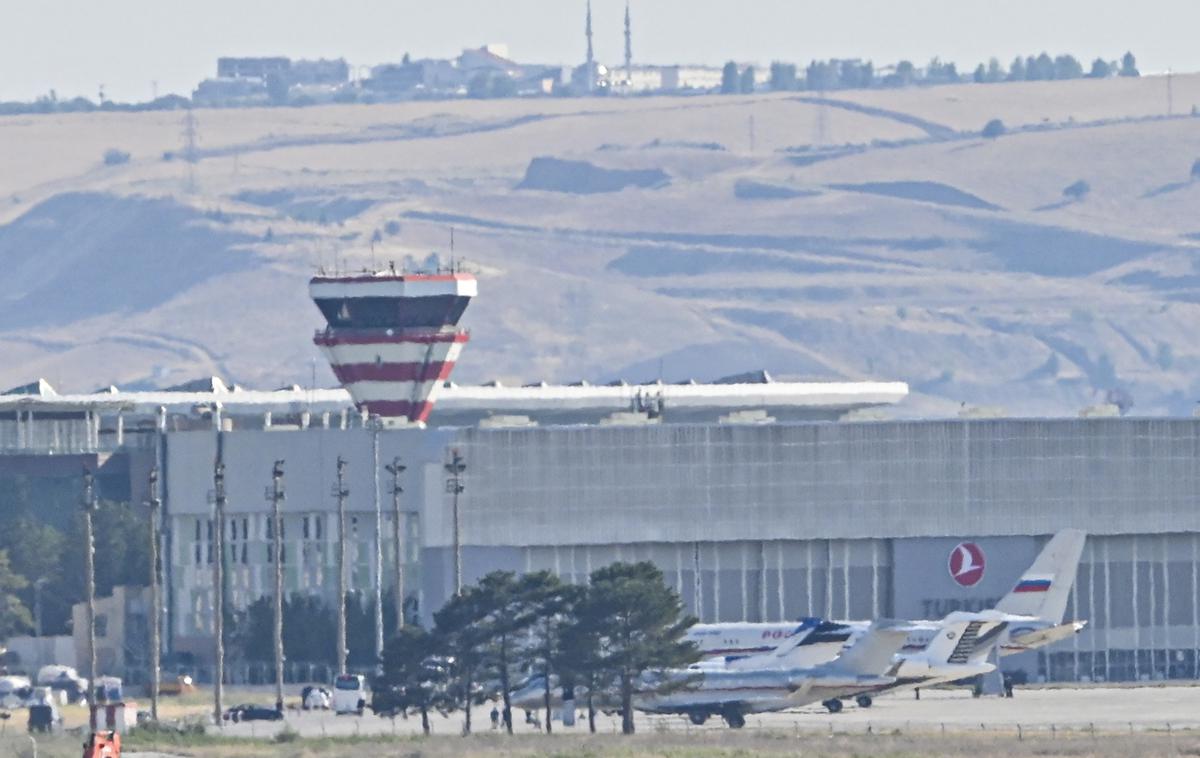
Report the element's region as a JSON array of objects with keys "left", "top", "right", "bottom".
[
  {"left": 855, "top": 695, "right": 873, "bottom": 709},
  {"left": 822, "top": 699, "right": 843, "bottom": 714},
  {"left": 722, "top": 709, "right": 746, "bottom": 729},
  {"left": 688, "top": 712, "right": 709, "bottom": 726}
]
